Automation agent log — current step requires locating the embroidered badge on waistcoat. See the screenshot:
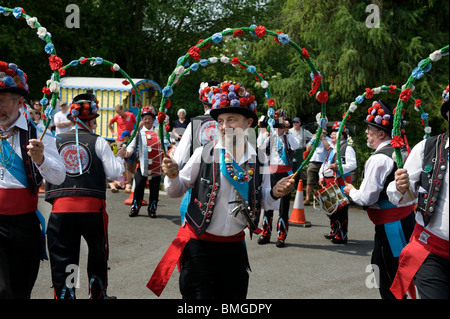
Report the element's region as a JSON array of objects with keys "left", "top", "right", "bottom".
[{"left": 60, "top": 143, "right": 91, "bottom": 175}]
